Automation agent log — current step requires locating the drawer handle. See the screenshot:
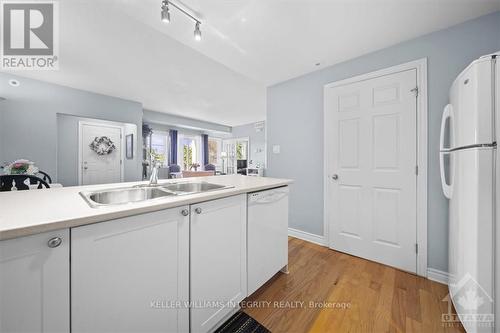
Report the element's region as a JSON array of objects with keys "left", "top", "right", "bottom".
[{"left": 47, "top": 237, "right": 62, "bottom": 248}]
